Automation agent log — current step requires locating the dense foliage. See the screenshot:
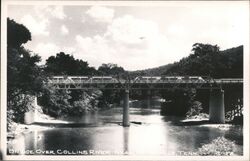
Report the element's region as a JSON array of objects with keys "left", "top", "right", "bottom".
[
  {"left": 97, "top": 63, "right": 126, "bottom": 107},
  {"left": 38, "top": 85, "right": 101, "bottom": 117},
  {"left": 198, "top": 137, "right": 236, "bottom": 156},
  {"left": 98, "top": 63, "right": 125, "bottom": 76},
  {"left": 129, "top": 64, "right": 173, "bottom": 77},
  {"left": 39, "top": 53, "right": 127, "bottom": 117},
  {"left": 130, "top": 43, "right": 243, "bottom": 79},
  {"left": 160, "top": 44, "right": 243, "bottom": 116},
  {"left": 163, "top": 43, "right": 243, "bottom": 78},
  {"left": 7, "top": 18, "right": 42, "bottom": 123},
  {"left": 7, "top": 18, "right": 31, "bottom": 48},
  {"left": 40, "top": 53, "right": 96, "bottom": 117},
  {"left": 45, "top": 52, "right": 96, "bottom": 76}
]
